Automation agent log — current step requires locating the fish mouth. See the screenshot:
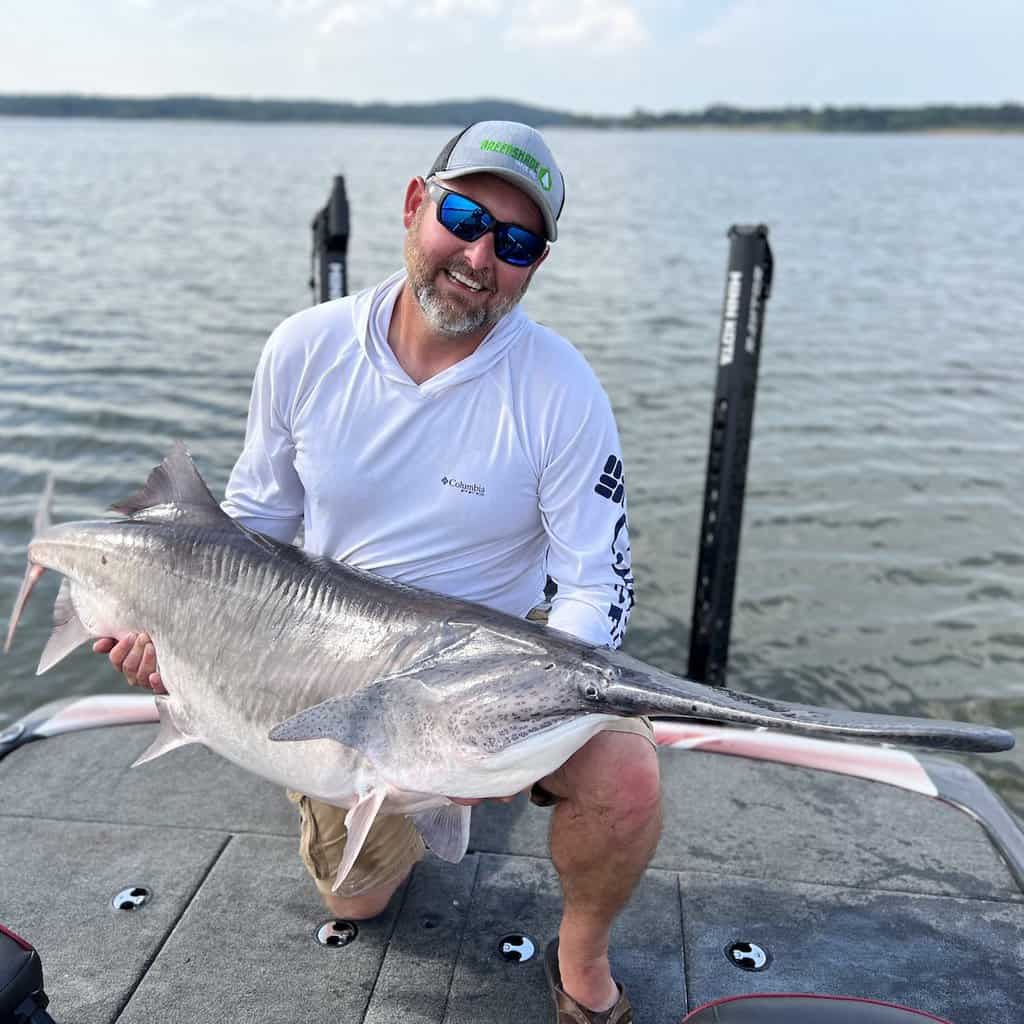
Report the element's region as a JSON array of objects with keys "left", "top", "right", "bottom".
[{"left": 600, "top": 666, "right": 1015, "bottom": 754}]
